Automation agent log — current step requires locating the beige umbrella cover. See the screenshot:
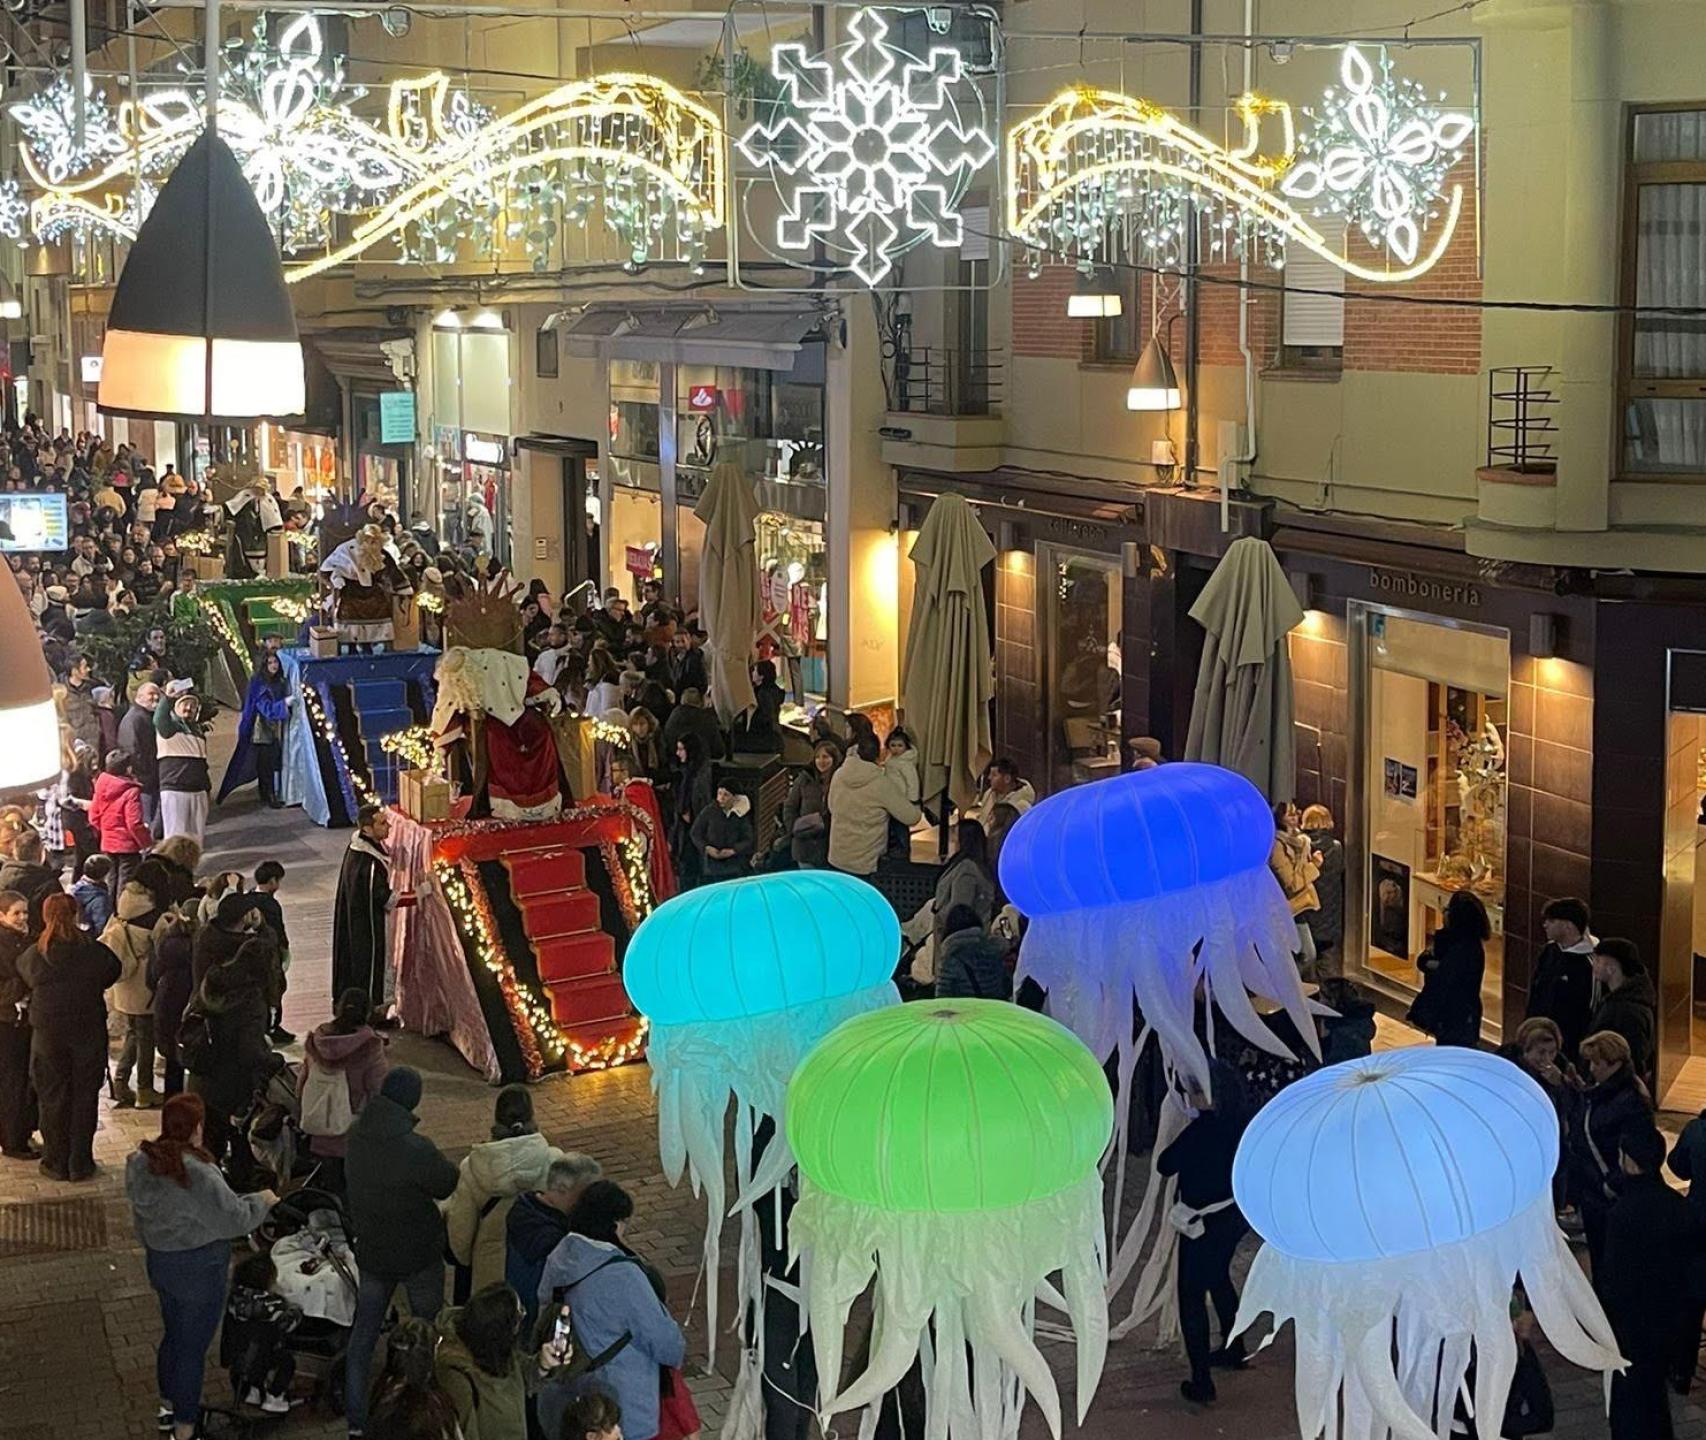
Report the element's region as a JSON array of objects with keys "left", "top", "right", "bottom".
[
  {"left": 695, "top": 460, "right": 761, "bottom": 727},
  {"left": 1183, "top": 535, "right": 1306, "bottom": 802},
  {"left": 901, "top": 491, "right": 996, "bottom": 812}
]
